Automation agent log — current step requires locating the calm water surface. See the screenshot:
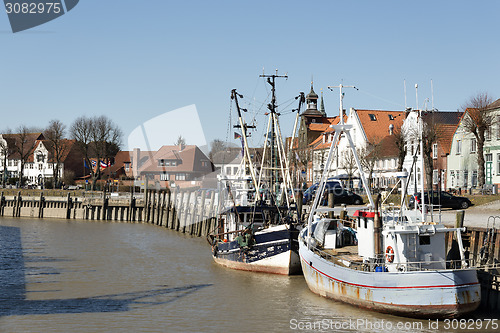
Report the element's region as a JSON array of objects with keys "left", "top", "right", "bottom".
[{"left": 0, "top": 217, "right": 492, "bottom": 332}]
